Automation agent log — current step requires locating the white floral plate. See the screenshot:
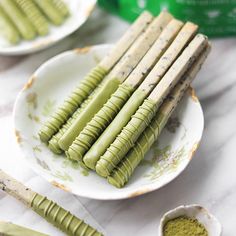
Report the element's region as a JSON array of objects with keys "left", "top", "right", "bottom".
[
  {"left": 0, "top": 0, "right": 96, "bottom": 55},
  {"left": 13, "top": 44, "right": 204, "bottom": 200}
]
